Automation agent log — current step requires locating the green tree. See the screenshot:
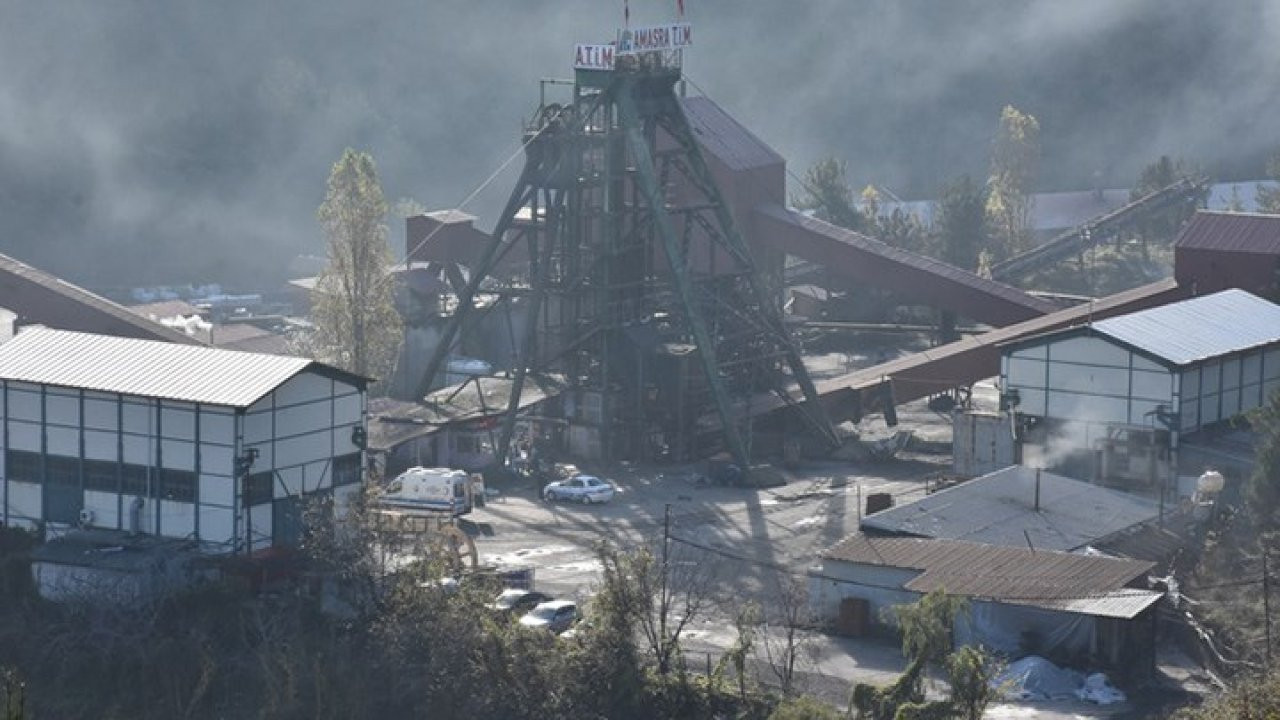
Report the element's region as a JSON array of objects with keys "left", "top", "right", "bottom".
[
  {"left": 313, "top": 148, "right": 402, "bottom": 381},
  {"left": 1, "top": 668, "right": 23, "bottom": 720},
  {"left": 1247, "top": 390, "right": 1280, "bottom": 526},
  {"left": 1258, "top": 152, "right": 1280, "bottom": 214},
  {"left": 1173, "top": 667, "right": 1280, "bottom": 718},
  {"left": 794, "top": 157, "right": 868, "bottom": 232},
  {"left": 767, "top": 694, "right": 843, "bottom": 720},
  {"left": 986, "top": 105, "right": 1040, "bottom": 257},
  {"left": 890, "top": 588, "right": 968, "bottom": 670},
  {"left": 935, "top": 175, "right": 990, "bottom": 272},
  {"left": 946, "top": 645, "right": 1000, "bottom": 720}
]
